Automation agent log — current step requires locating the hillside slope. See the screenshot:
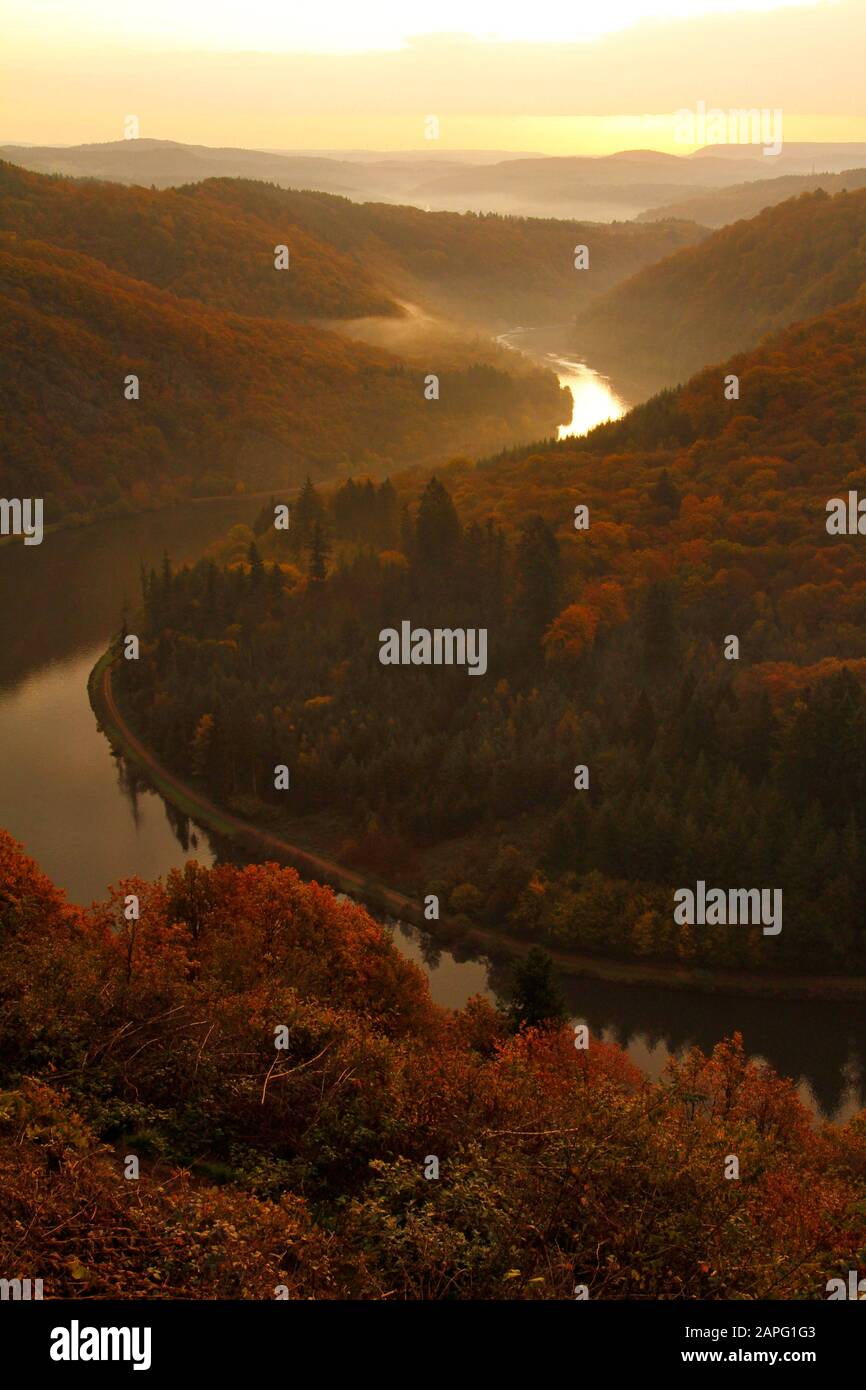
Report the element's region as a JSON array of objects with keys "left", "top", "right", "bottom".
[
  {"left": 1, "top": 829, "right": 864, "bottom": 1300},
  {"left": 121, "top": 292, "right": 866, "bottom": 974},
  {"left": 574, "top": 186, "right": 866, "bottom": 393},
  {"left": 160, "top": 177, "right": 707, "bottom": 329},
  {"left": 0, "top": 160, "right": 398, "bottom": 321},
  {"left": 0, "top": 235, "right": 567, "bottom": 515},
  {"left": 0, "top": 160, "right": 706, "bottom": 330},
  {"left": 637, "top": 167, "right": 866, "bottom": 229}
]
